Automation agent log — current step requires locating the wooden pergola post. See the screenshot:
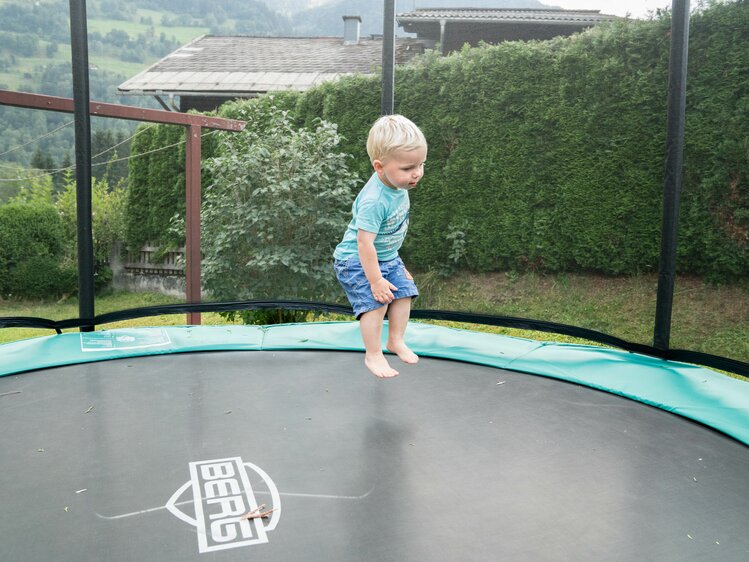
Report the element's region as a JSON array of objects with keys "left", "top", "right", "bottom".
[
  {"left": 185, "top": 124, "right": 203, "bottom": 325},
  {"left": 0, "top": 90, "right": 245, "bottom": 326}
]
